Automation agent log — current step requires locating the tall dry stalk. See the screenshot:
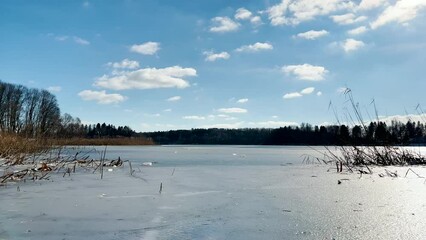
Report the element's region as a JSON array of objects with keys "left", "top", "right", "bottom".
[{"left": 321, "top": 89, "right": 426, "bottom": 171}]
